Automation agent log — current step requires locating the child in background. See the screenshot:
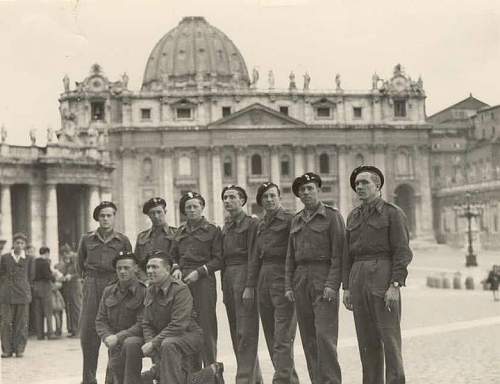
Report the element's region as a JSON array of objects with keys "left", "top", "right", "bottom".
[{"left": 51, "top": 269, "right": 65, "bottom": 336}]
